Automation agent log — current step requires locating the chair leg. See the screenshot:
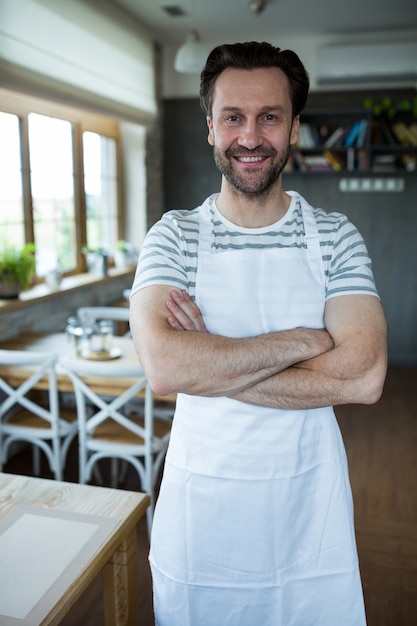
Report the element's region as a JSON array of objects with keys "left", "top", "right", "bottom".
[
  {"left": 33, "top": 444, "right": 41, "bottom": 476},
  {"left": 52, "top": 438, "right": 63, "bottom": 481},
  {"left": 110, "top": 458, "right": 119, "bottom": 488},
  {"left": 92, "top": 461, "right": 104, "bottom": 485},
  {"left": 109, "top": 459, "right": 129, "bottom": 488},
  {"left": 119, "top": 460, "right": 128, "bottom": 484}
]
